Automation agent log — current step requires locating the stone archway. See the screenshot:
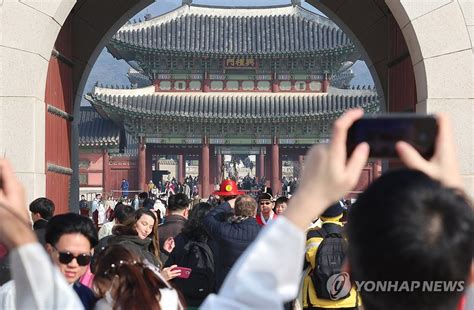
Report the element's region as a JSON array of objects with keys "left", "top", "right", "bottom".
[{"left": 0, "top": 0, "right": 471, "bottom": 211}]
